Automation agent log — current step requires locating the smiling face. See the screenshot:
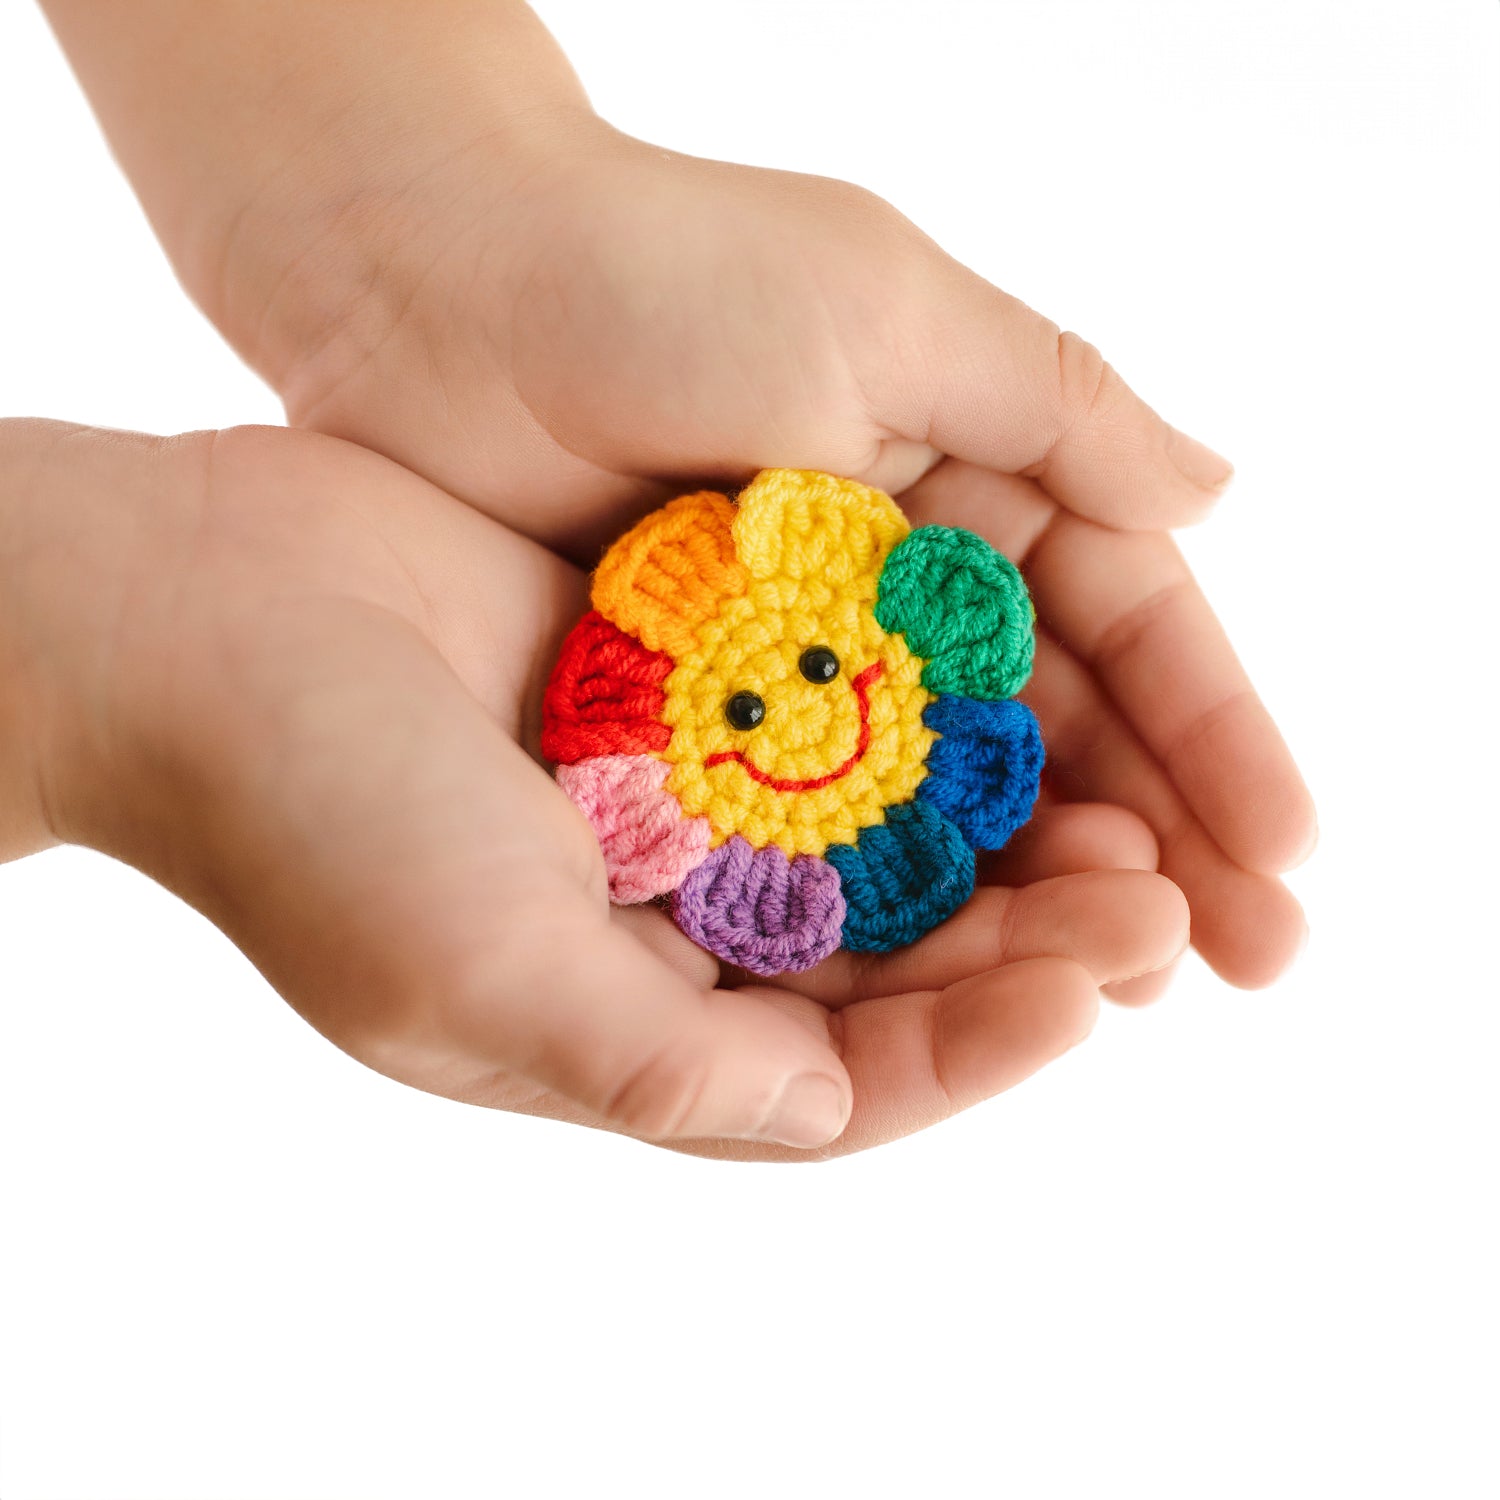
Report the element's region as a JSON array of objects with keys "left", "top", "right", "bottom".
[
  {"left": 661, "top": 575, "right": 936, "bottom": 855},
  {"left": 575, "top": 468, "right": 936, "bottom": 856}
]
